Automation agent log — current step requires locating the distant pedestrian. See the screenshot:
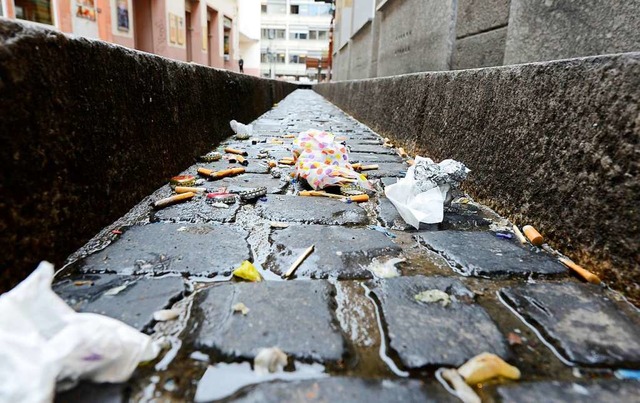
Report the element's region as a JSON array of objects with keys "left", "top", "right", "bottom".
[{"left": 239, "top": 57, "right": 244, "bottom": 73}]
